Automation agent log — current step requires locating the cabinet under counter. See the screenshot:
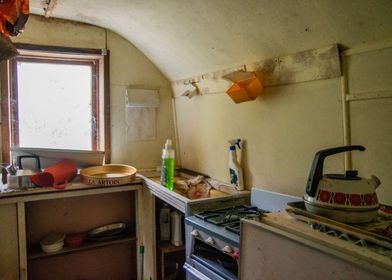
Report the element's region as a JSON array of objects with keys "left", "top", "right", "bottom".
[{"left": 0, "top": 181, "right": 143, "bottom": 280}]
